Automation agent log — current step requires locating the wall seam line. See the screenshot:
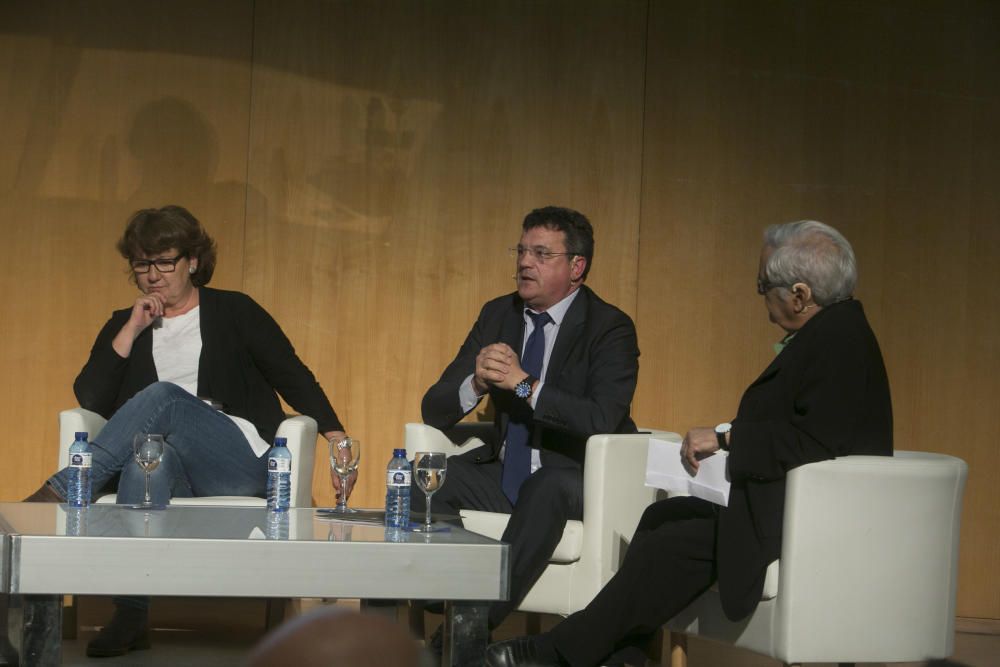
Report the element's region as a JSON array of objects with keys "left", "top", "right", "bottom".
[{"left": 241, "top": 0, "right": 258, "bottom": 293}]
